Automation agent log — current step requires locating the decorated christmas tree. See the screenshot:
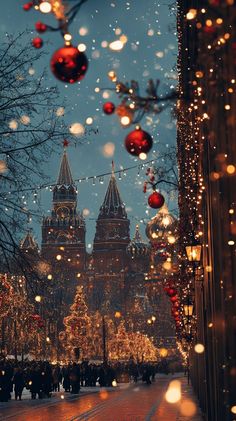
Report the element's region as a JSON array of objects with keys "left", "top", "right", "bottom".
[
  {"left": 129, "top": 332, "right": 157, "bottom": 362},
  {"left": 108, "top": 319, "right": 157, "bottom": 362},
  {"left": 63, "top": 286, "right": 91, "bottom": 360},
  {"left": 109, "top": 320, "right": 131, "bottom": 361},
  {"left": 0, "top": 274, "right": 45, "bottom": 359}
]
